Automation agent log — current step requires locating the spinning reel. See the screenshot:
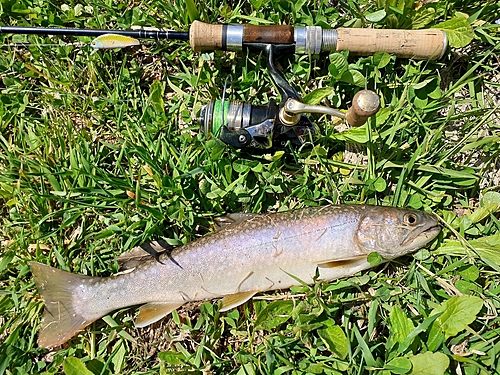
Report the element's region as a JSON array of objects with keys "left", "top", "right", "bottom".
[{"left": 199, "top": 44, "right": 380, "bottom": 150}]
